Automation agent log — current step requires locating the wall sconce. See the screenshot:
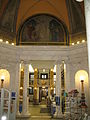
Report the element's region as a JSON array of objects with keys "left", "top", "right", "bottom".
[
  {"left": 79, "top": 75, "right": 87, "bottom": 108},
  {"left": 50, "top": 87, "right": 53, "bottom": 90},
  {"left": 20, "top": 87, "right": 23, "bottom": 90},
  {"left": 42, "top": 86, "right": 45, "bottom": 89},
  {"left": 51, "top": 69, "right": 53, "bottom": 72},
  {"left": 34, "top": 87, "right": 37, "bottom": 90},
  {"left": 35, "top": 68, "right": 37, "bottom": 71},
  {"left": 1, "top": 75, "right": 5, "bottom": 88},
  {"left": 1, "top": 115, "right": 7, "bottom": 120}
]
